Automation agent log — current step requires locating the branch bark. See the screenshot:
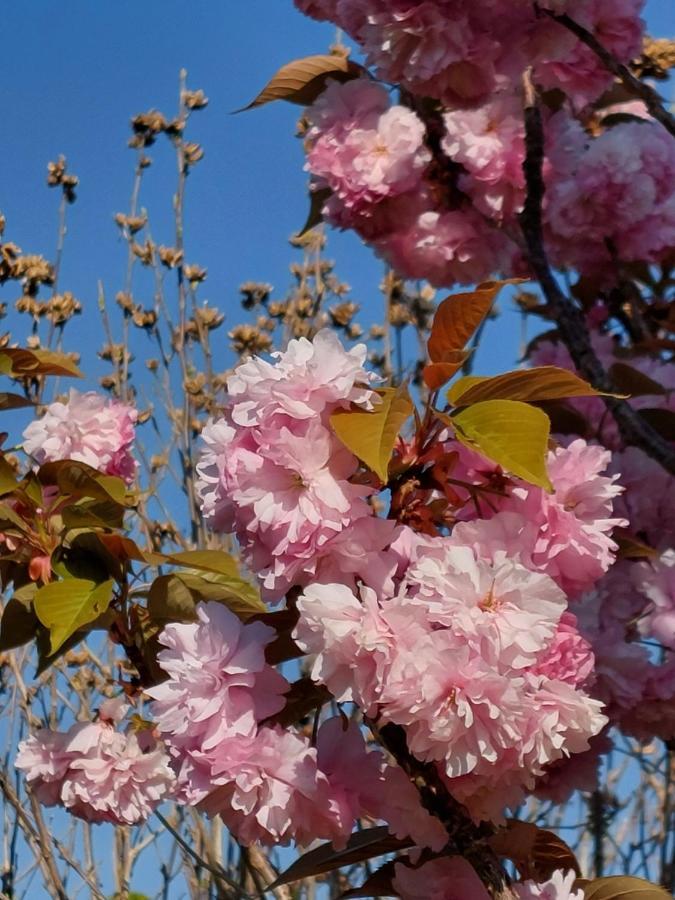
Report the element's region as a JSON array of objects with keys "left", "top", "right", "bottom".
[
  {"left": 518, "top": 71, "right": 675, "bottom": 477},
  {"left": 538, "top": 7, "right": 675, "bottom": 139}
]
